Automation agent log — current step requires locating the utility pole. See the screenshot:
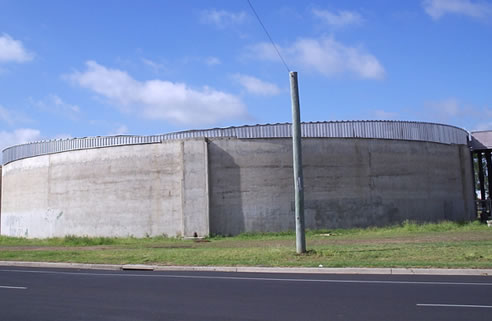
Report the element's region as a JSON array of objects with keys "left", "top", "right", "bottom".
[{"left": 290, "top": 71, "right": 306, "bottom": 254}]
